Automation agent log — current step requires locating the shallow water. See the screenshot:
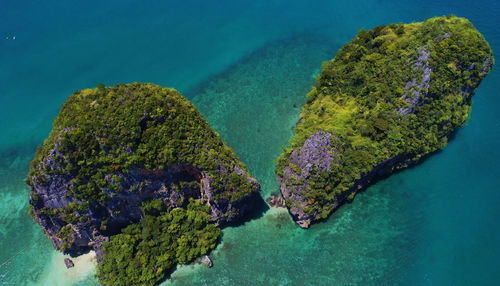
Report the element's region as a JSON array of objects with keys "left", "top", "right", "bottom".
[{"left": 1, "top": 0, "right": 499, "bottom": 285}]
